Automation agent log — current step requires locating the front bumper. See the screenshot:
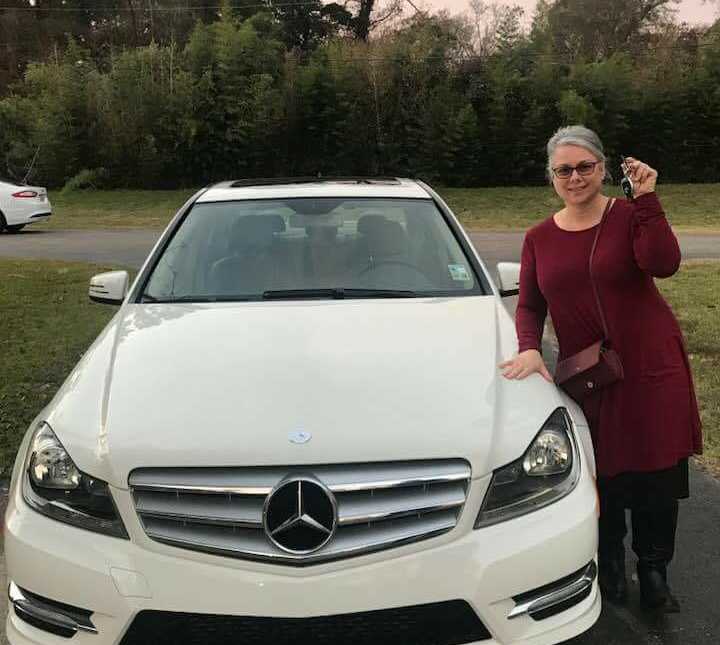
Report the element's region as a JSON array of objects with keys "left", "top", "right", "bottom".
[{"left": 5, "top": 470, "right": 600, "bottom": 645}]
